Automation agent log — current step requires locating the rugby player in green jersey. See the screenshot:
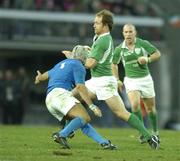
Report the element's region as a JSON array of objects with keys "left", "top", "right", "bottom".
[{"left": 112, "top": 23, "right": 161, "bottom": 144}]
